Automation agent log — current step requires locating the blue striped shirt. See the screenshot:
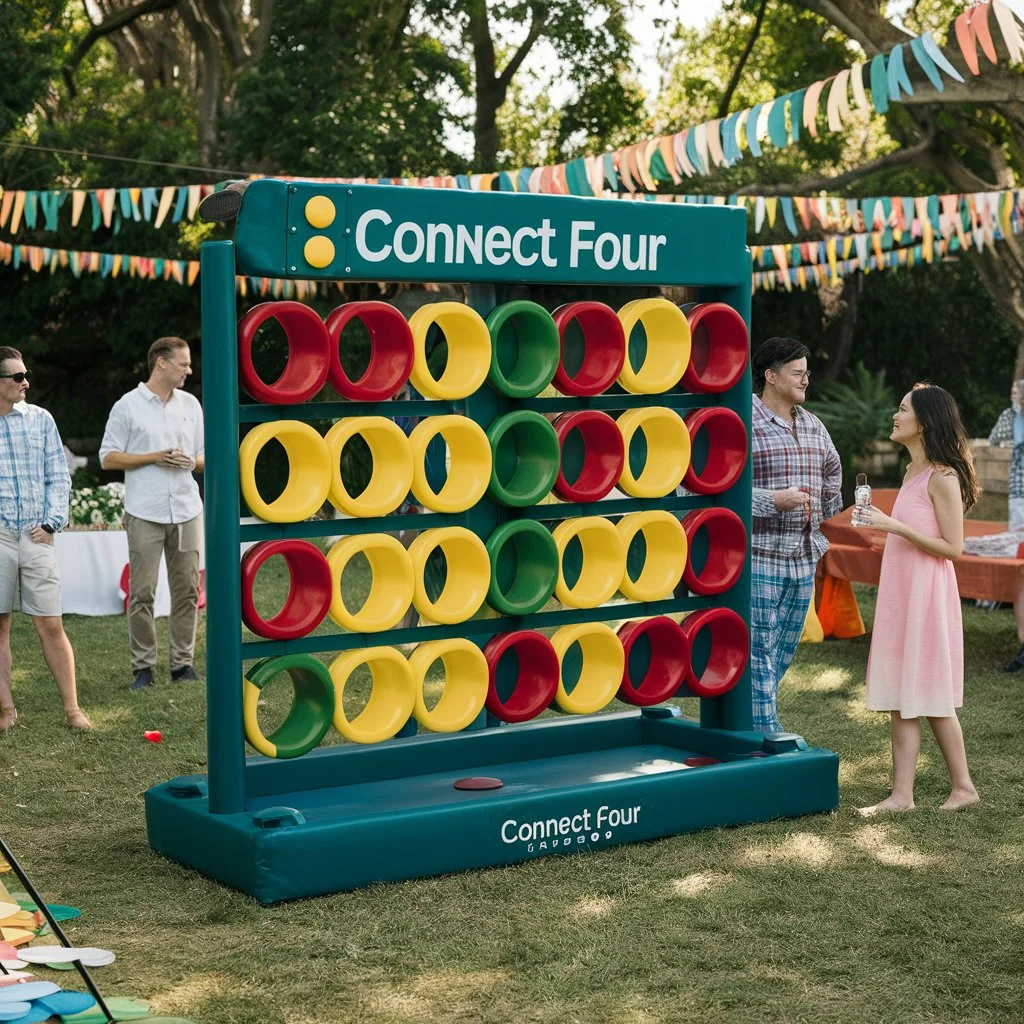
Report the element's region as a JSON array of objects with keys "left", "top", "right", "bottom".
[{"left": 0, "top": 402, "right": 71, "bottom": 532}]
